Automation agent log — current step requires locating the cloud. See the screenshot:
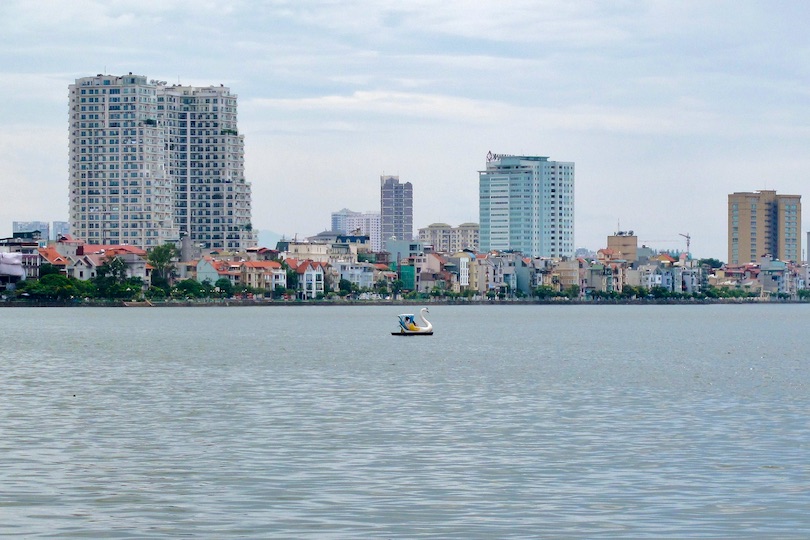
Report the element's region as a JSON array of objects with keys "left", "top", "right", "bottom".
[{"left": 0, "top": 125, "right": 66, "bottom": 222}]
